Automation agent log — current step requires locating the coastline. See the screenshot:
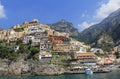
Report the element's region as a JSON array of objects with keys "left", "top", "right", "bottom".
[{"left": 0, "top": 59, "right": 120, "bottom": 76}]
